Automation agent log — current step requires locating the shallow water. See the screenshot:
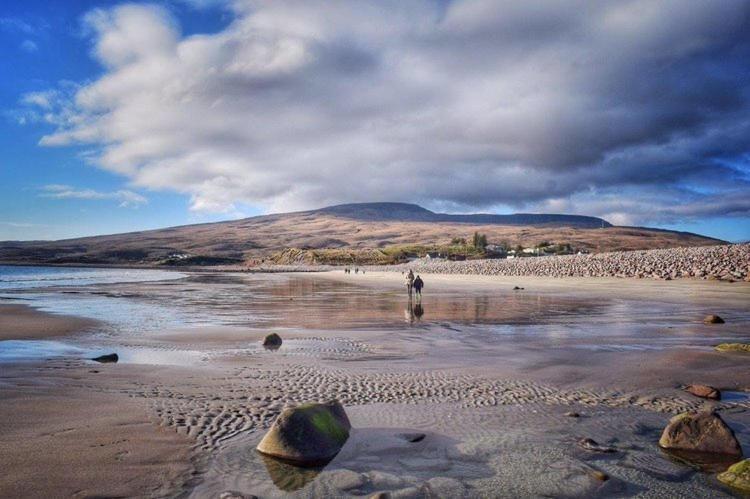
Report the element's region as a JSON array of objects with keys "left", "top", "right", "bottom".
[
  {"left": 0, "top": 339, "right": 207, "bottom": 366},
  {"left": 2, "top": 266, "right": 750, "bottom": 497}
]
